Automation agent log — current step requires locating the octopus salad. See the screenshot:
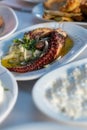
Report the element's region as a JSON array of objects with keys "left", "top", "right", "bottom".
[{"left": 1, "top": 27, "right": 73, "bottom": 73}]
